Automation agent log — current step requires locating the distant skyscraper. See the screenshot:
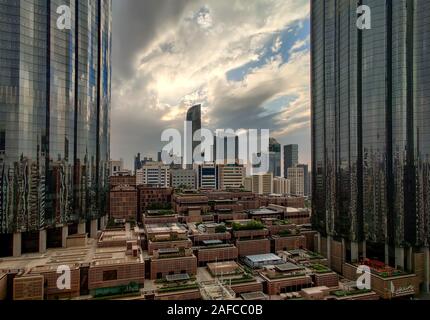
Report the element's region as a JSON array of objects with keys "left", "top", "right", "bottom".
[
  {"left": 0, "top": 1, "right": 112, "bottom": 240},
  {"left": 311, "top": 0, "right": 430, "bottom": 271},
  {"left": 269, "top": 138, "right": 281, "bottom": 177},
  {"left": 284, "top": 144, "right": 298, "bottom": 178},
  {"left": 287, "top": 167, "right": 304, "bottom": 197},
  {"left": 186, "top": 104, "right": 202, "bottom": 168},
  {"left": 297, "top": 164, "right": 309, "bottom": 197},
  {"left": 134, "top": 153, "right": 142, "bottom": 173}
]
